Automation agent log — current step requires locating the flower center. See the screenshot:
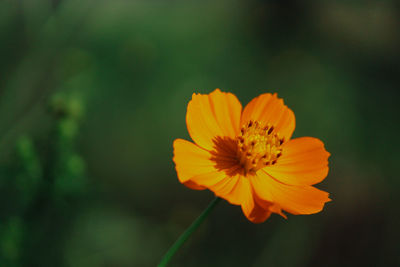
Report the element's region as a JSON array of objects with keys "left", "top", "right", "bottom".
[{"left": 237, "top": 120, "right": 284, "bottom": 174}]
